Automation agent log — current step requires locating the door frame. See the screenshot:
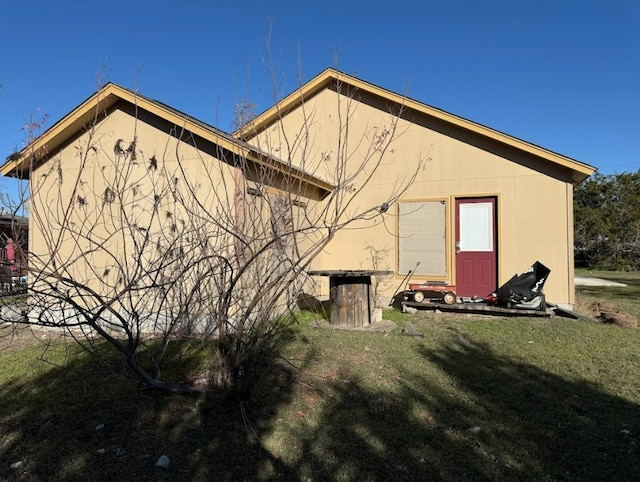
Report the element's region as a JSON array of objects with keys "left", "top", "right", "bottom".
[{"left": 453, "top": 195, "right": 499, "bottom": 297}]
